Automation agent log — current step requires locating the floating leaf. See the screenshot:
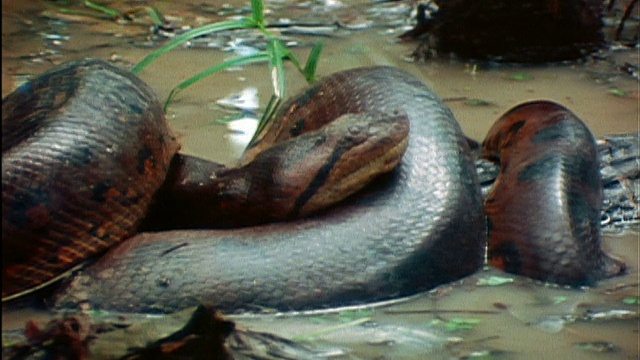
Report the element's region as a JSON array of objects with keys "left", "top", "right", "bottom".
[
  {"left": 622, "top": 297, "right": 639, "bottom": 304},
  {"left": 608, "top": 88, "right": 629, "bottom": 97},
  {"left": 508, "top": 73, "right": 533, "bottom": 81},
  {"left": 445, "top": 318, "right": 481, "bottom": 331},
  {"left": 476, "top": 276, "right": 514, "bottom": 286},
  {"left": 338, "top": 309, "right": 374, "bottom": 323},
  {"left": 552, "top": 296, "right": 568, "bottom": 305}
]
